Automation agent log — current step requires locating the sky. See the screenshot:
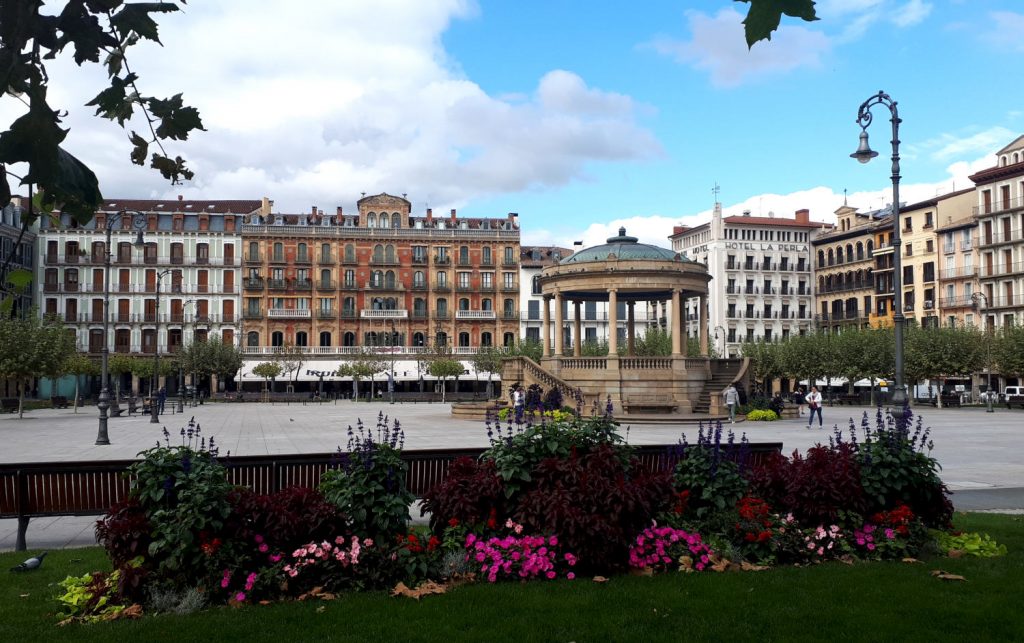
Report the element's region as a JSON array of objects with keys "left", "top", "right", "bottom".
[{"left": 10, "top": 0, "right": 1024, "bottom": 248}]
